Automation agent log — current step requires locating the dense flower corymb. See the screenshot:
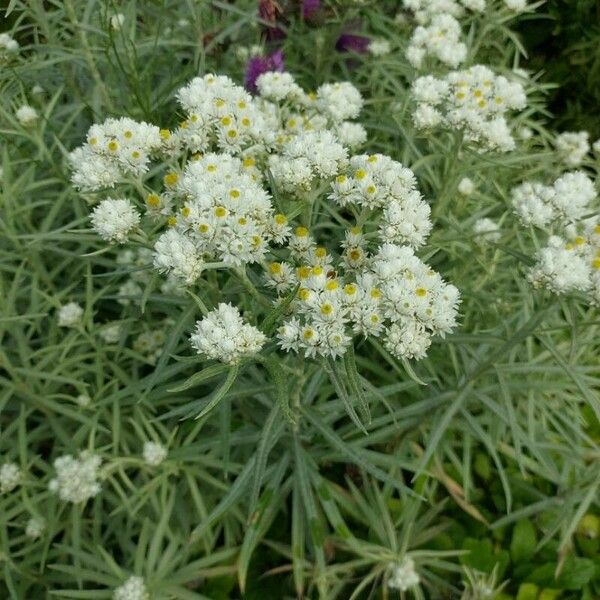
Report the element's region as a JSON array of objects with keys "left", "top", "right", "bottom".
[{"left": 49, "top": 452, "right": 102, "bottom": 504}]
